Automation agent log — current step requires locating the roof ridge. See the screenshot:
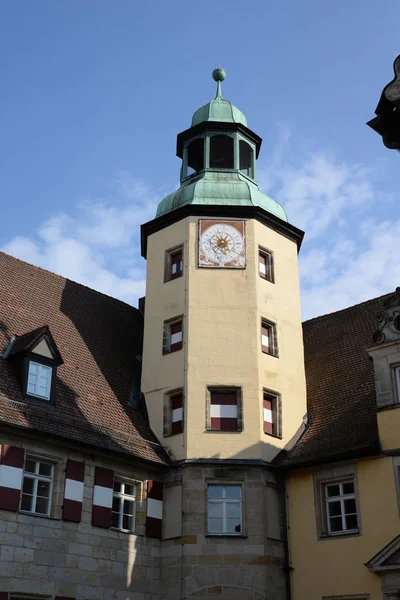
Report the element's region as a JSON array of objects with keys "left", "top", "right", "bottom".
[
  {"left": 0, "top": 251, "right": 139, "bottom": 313},
  {"left": 302, "top": 291, "right": 393, "bottom": 325}
]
